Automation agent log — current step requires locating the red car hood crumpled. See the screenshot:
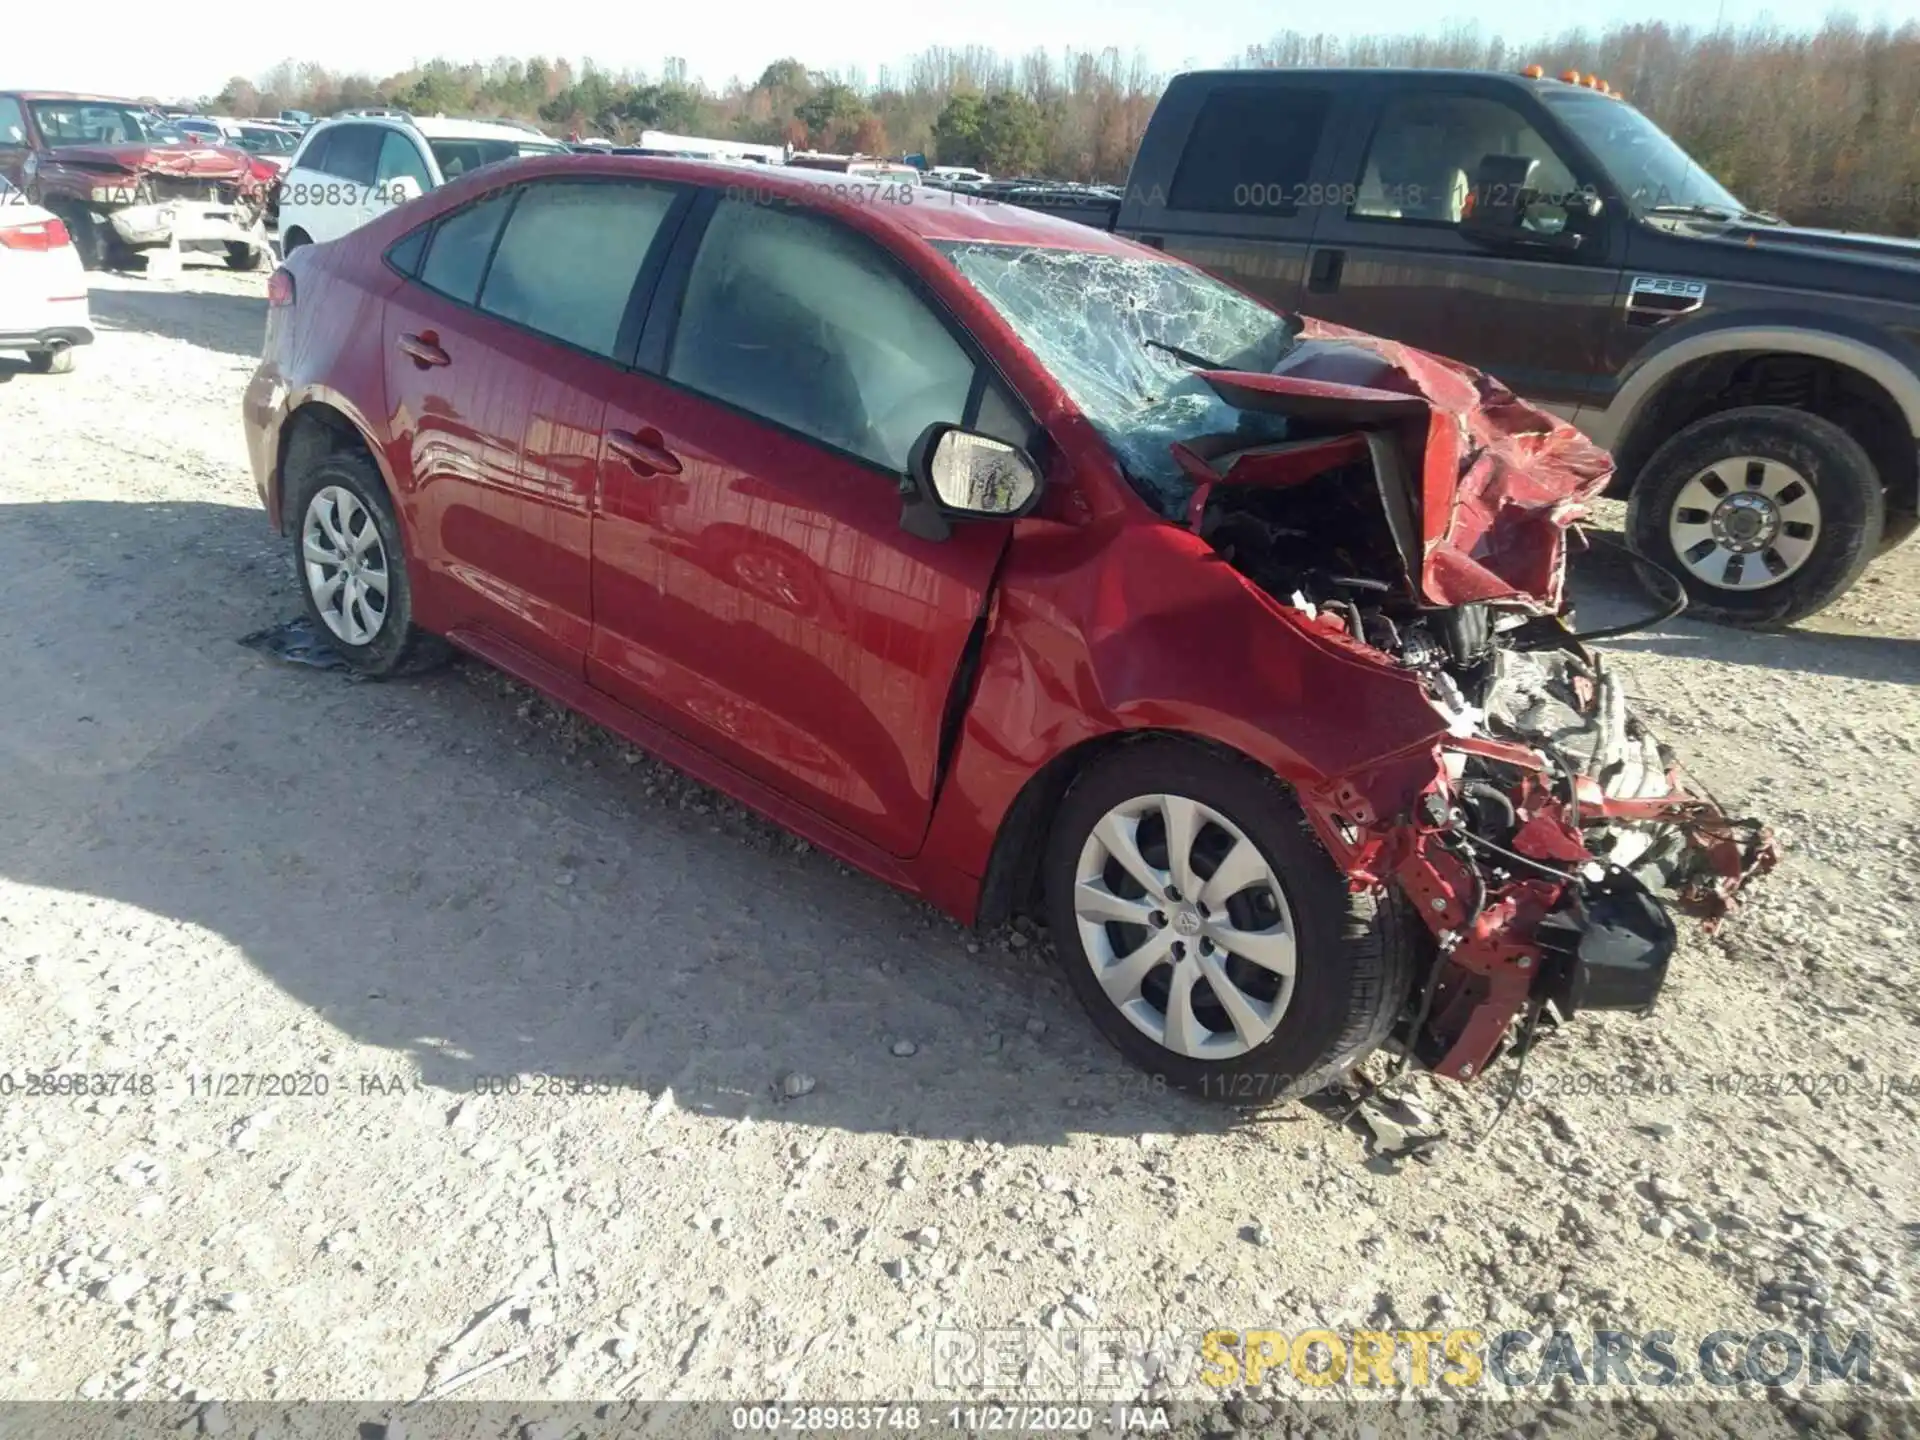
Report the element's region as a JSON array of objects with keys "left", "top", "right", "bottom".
[
  {"left": 1194, "top": 316, "right": 1616, "bottom": 610},
  {"left": 49, "top": 143, "right": 251, "bottom": 179}
]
